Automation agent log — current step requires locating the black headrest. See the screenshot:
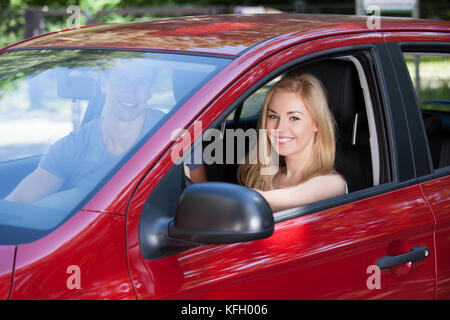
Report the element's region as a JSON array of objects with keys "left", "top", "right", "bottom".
[
  {"left": 288, "top": 60, "right": 364, "bottom": 128},
  {"left": 422, "top": 113, "right": 442, "bottom": 137},
  {"left": 81, "top": 92, "right": 105, "bottom": 126}
]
